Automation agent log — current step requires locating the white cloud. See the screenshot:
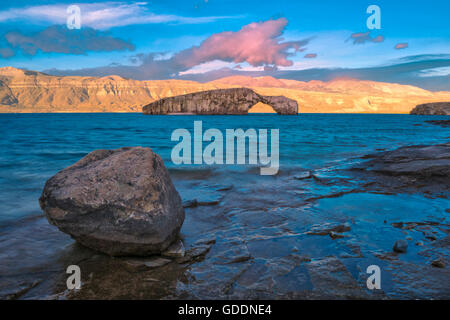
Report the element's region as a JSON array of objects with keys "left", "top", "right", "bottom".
[
  {"left": 418, "top": 66, "right": 450, "bottom": 77},
  {"left": 0, "top": 2, "right": 239, "bottom": 30}
]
